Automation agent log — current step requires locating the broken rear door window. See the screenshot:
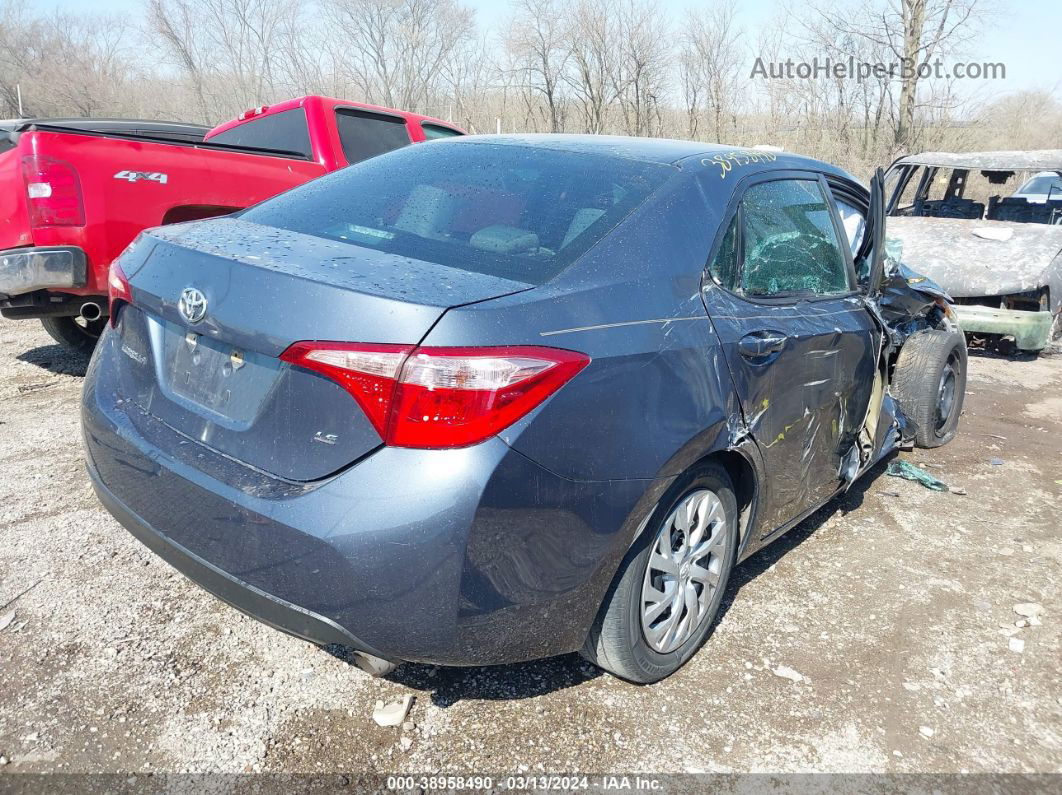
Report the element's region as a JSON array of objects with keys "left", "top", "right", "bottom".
[{"left": 739, "top": 179, "right": 852, "bottom": 297}]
